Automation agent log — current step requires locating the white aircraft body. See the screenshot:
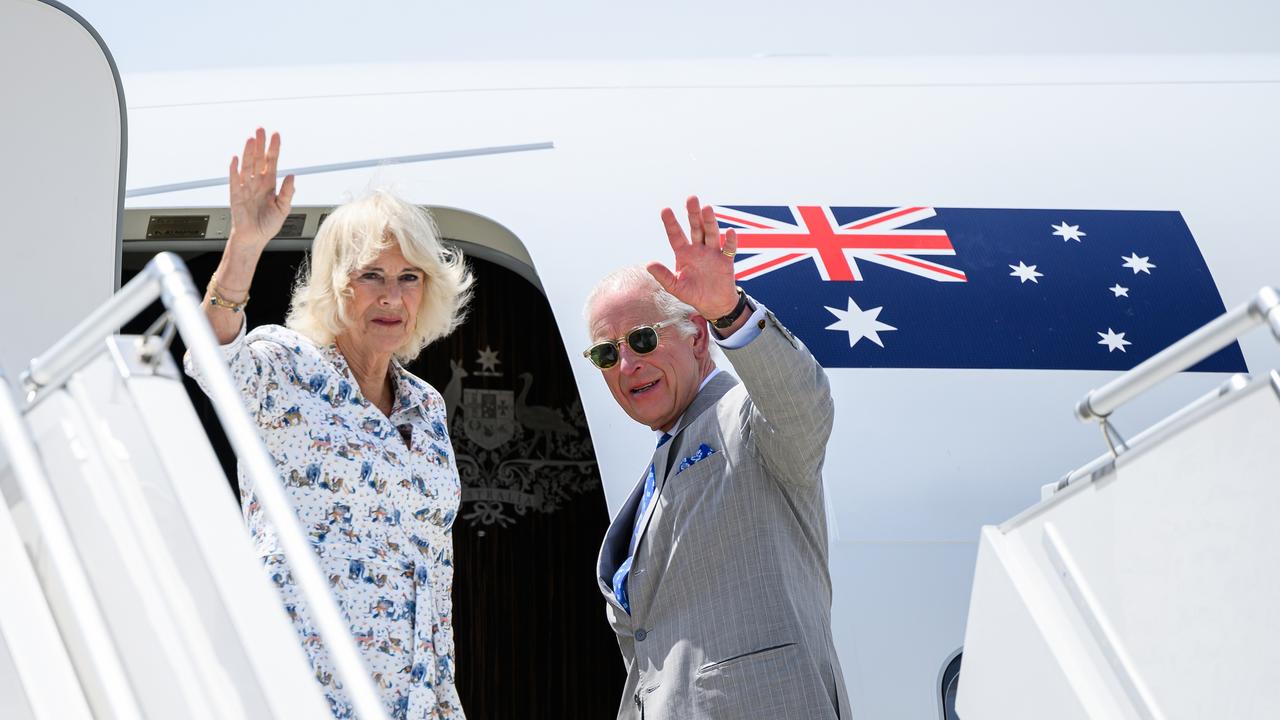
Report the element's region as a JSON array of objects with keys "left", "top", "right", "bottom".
[{"left": 5, "top": 1, "right": 1280, "bottom": 717}]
